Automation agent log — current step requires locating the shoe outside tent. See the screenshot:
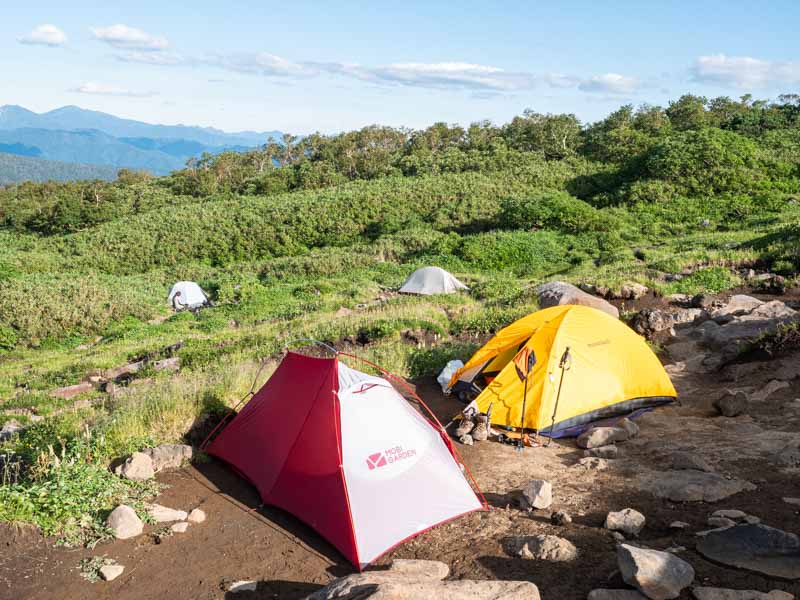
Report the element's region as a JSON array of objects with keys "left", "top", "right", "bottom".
[
  {"left": 448, "top": 305, "right": 677, "bottom": 437},
  {"left": 203, "top": 347, "right": 485, "bottom": 570},
  {"left": 399, "top": 266, "right": 468, "bottom": 295},
  {"left": 167, "top": 281, "right": 208, "bottom": 310}
]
